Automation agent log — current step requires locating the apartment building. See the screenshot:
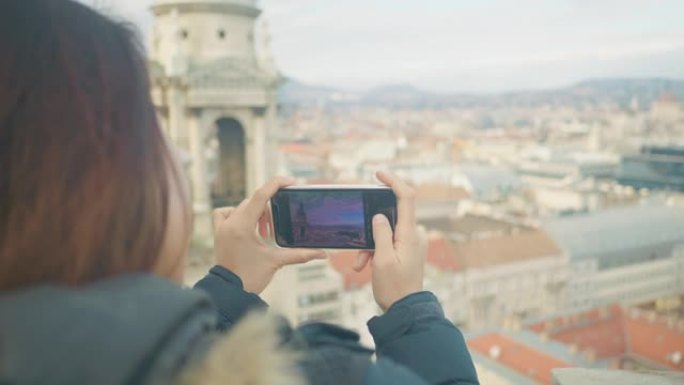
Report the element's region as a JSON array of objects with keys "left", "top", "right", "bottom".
[
  {"left": 328, "top": 251, "right": 376, "bottom": 346},
  {"left": 422, "top": 211, "right": 568, "bottom": 329},
  {"left": 455, "top": 229, "right": 568, "bottom": 329},
  {"left": 545, "top": 203, "right": 684, "bottom": 311},
  {"left": 262, "top": 260, "right": 344, "bottom": 325},
  {"left": 423, "top": 235, "right": 468, "bottom": 327}
]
